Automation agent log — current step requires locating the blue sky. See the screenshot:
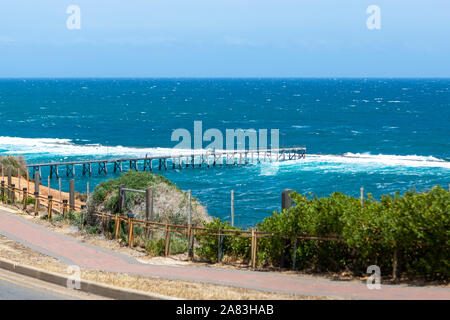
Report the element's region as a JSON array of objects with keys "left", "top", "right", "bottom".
[{"left": 0, "top": 0, "right": 449, "bottom": 77}]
